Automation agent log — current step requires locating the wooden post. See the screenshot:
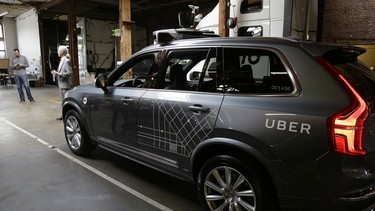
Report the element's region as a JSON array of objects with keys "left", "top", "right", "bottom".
[
  {"left": 37, "top": 13, "right": 46, "bottom": 86},
  {"left": 119, "top": 0, "right": 132, "bottom": 61},
  {"left": 218, "top": 0, "right": 229, "bottom": 37},
  {"left": 68, "top": 0, "right": 79, "bottom": 86}
]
